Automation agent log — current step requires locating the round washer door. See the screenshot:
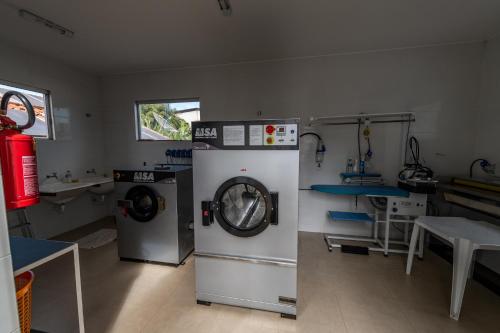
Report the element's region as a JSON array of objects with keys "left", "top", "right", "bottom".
[
  {"left": 125, "top": 185, "right": 159, "bottom": 222},
  {"left": 213, "top": 176, "right": 273, "bottom": 237}
]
